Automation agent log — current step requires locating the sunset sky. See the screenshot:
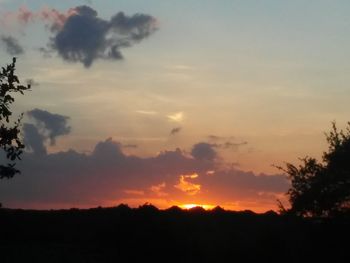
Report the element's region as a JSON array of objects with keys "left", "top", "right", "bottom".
[{"left": 1, "top": 0, "right": 350, "bottom": 212}]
